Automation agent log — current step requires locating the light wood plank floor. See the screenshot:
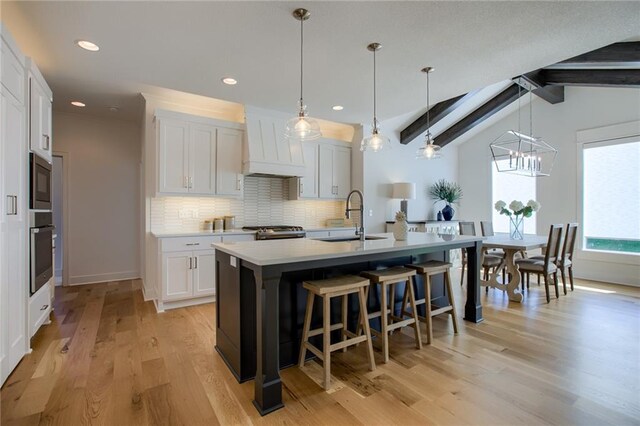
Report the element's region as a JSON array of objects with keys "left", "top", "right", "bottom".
[{"left": 2, "top": 274, "right": 639, "bottom": 425}]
